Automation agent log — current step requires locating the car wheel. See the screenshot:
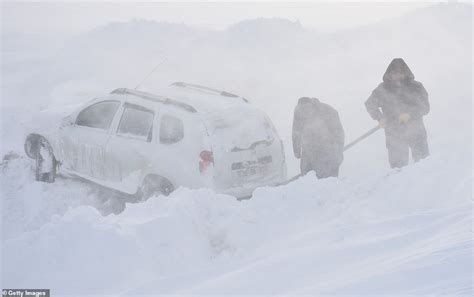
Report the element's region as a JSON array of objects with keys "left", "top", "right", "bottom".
[
  {"left": 35, "top": 138, "right": 57, "bottom": 183},
  {"left": 136, "top": 175, "right": 174, "bottom": 202}
]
